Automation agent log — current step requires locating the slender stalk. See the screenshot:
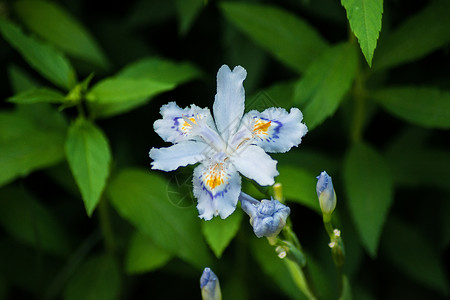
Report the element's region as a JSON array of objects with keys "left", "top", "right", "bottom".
[{"left": 98, "top": 197, "right": 115, "bottom": 253}]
